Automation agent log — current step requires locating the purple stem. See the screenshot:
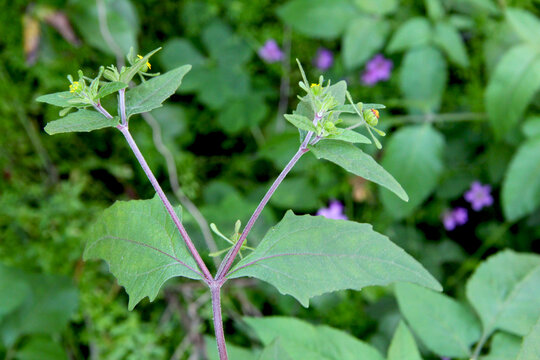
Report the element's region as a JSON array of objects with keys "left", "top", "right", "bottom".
[
  {"left": 211, "top": 284, "right": 228, "bottom": 360},
  {"left": 94, "top": 100, "right": 213, "bottom": 282},
  {"left": 215, "top": 145, "right": 309, "bottom": 280},
  {"left": 119, "top": 126, "right": 213, "bottom": 282}
]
